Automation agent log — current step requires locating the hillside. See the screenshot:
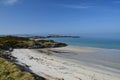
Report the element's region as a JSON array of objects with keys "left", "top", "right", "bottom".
[{"left": 0, "top": 36, "right": 67, "bottom": 50}]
